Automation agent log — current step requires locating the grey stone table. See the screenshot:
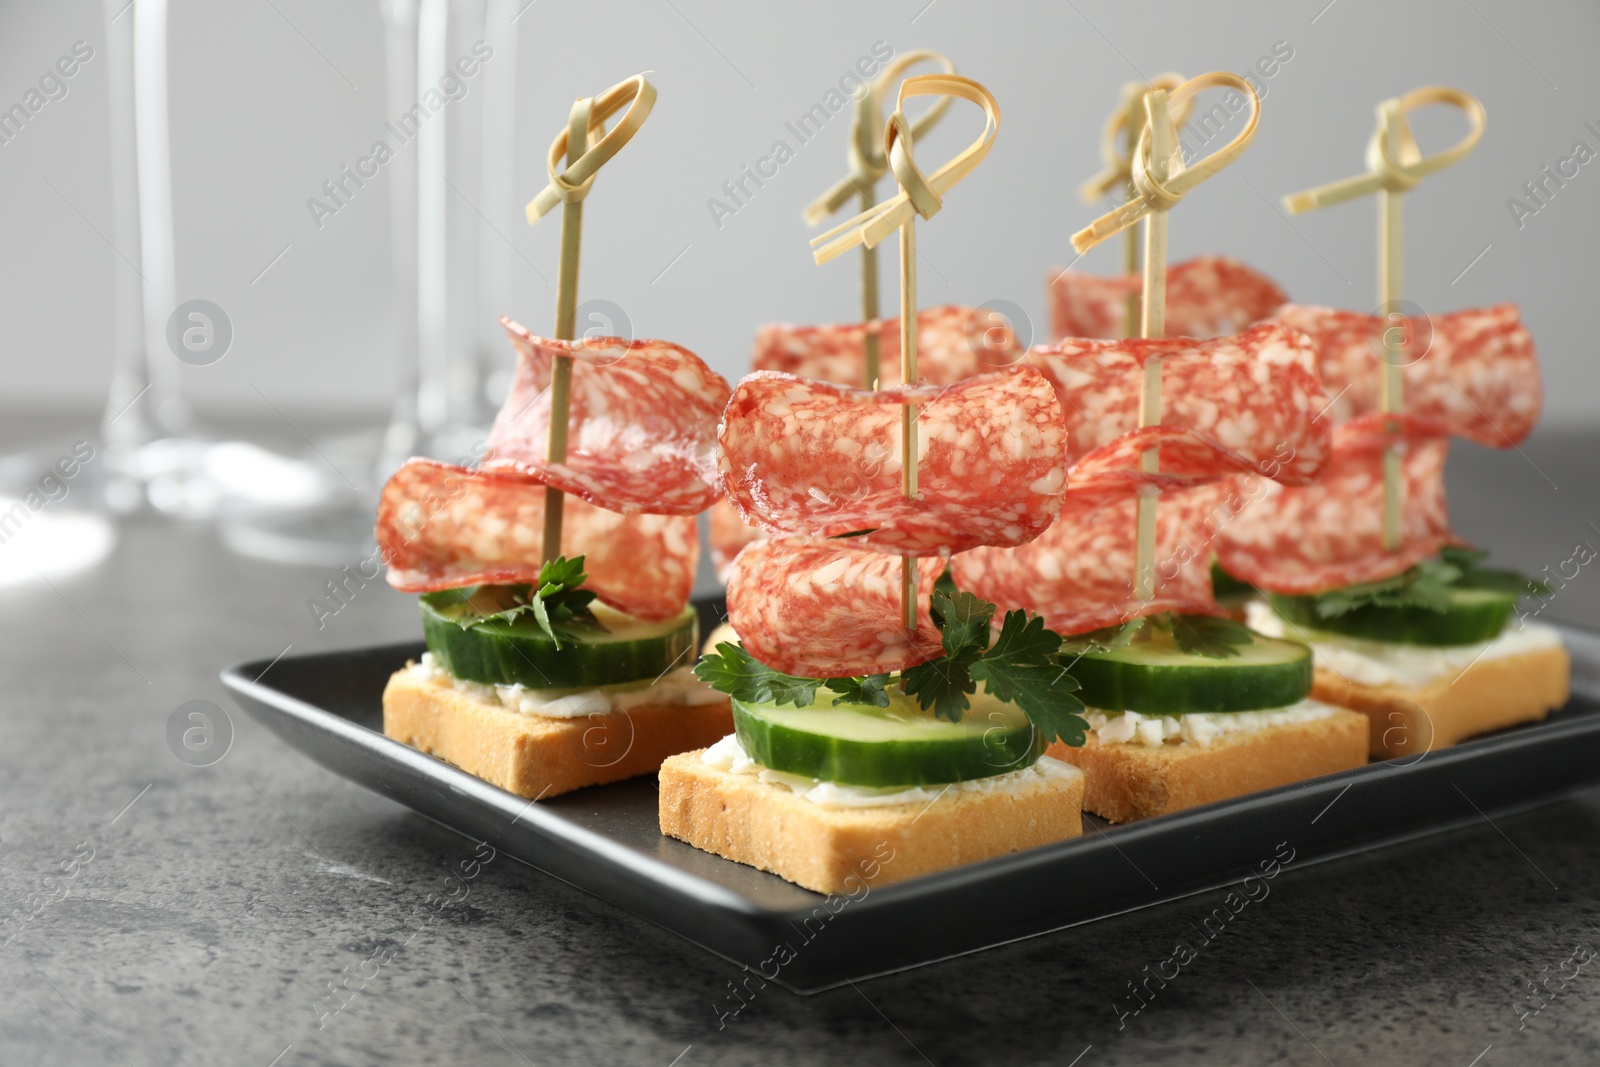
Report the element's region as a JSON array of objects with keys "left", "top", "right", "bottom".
[{"left": 3, "top": 420, "right": 1600, "bottom": 1067}]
